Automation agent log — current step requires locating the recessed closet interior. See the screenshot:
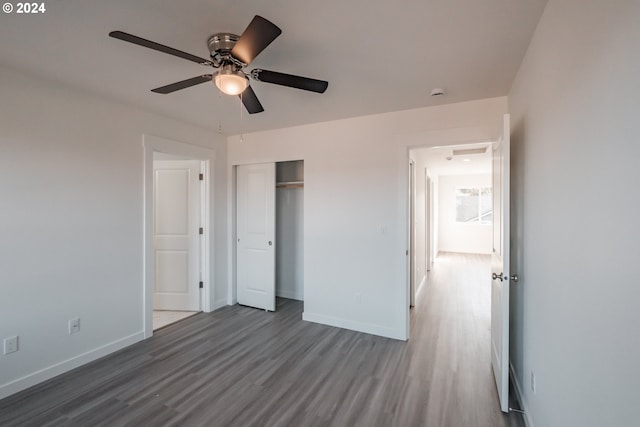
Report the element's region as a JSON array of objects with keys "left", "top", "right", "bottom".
[{"left": 275, "top": 160, "right": 304, "bottom": 301}]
